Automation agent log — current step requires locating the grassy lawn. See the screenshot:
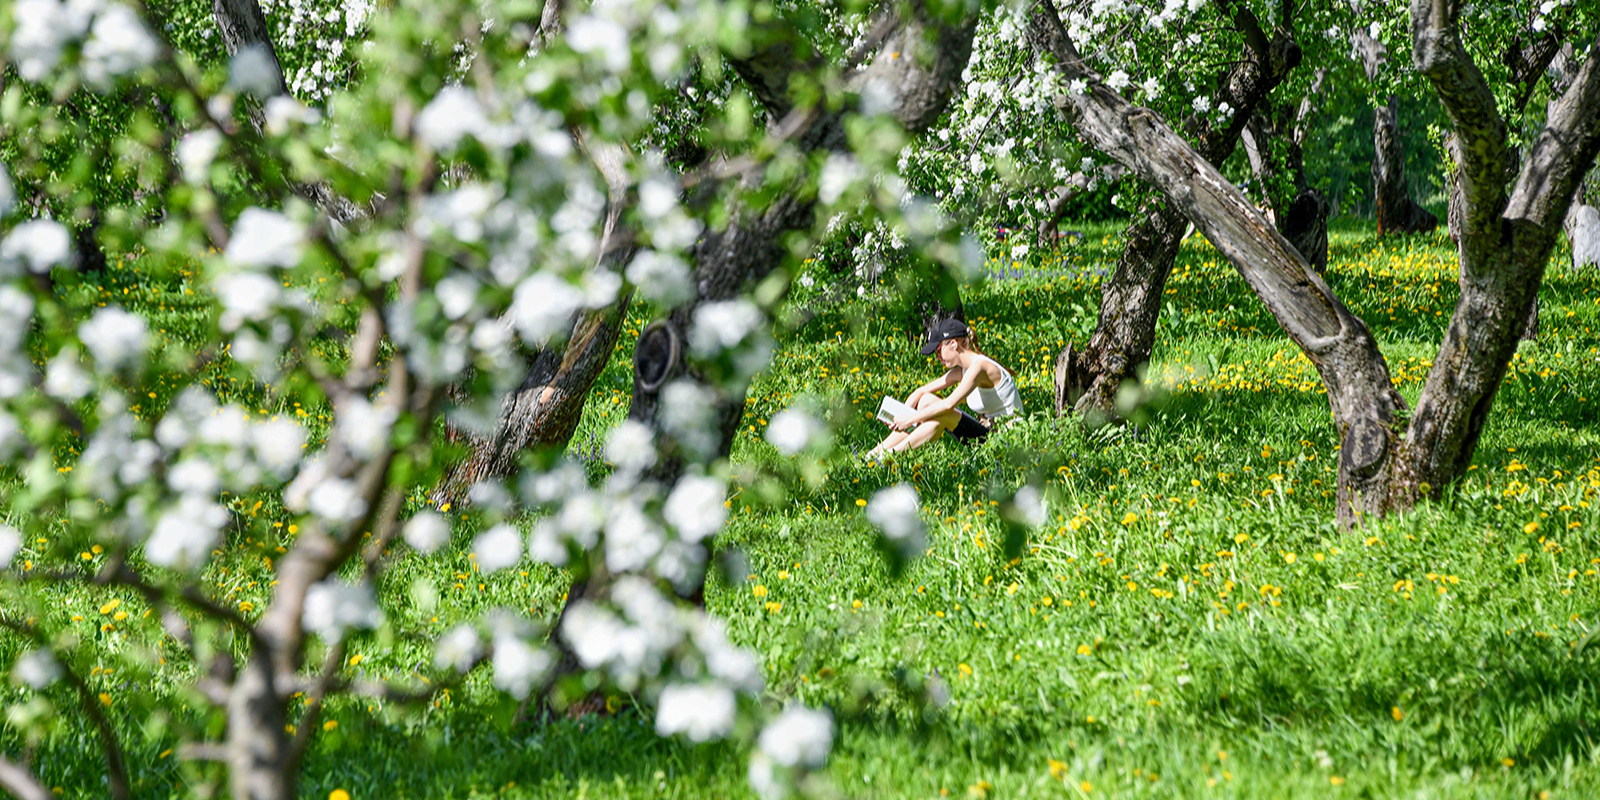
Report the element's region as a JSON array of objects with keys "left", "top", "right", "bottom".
[{"left": 6, "top": 219, "right": 1600, "bottom": 798}]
